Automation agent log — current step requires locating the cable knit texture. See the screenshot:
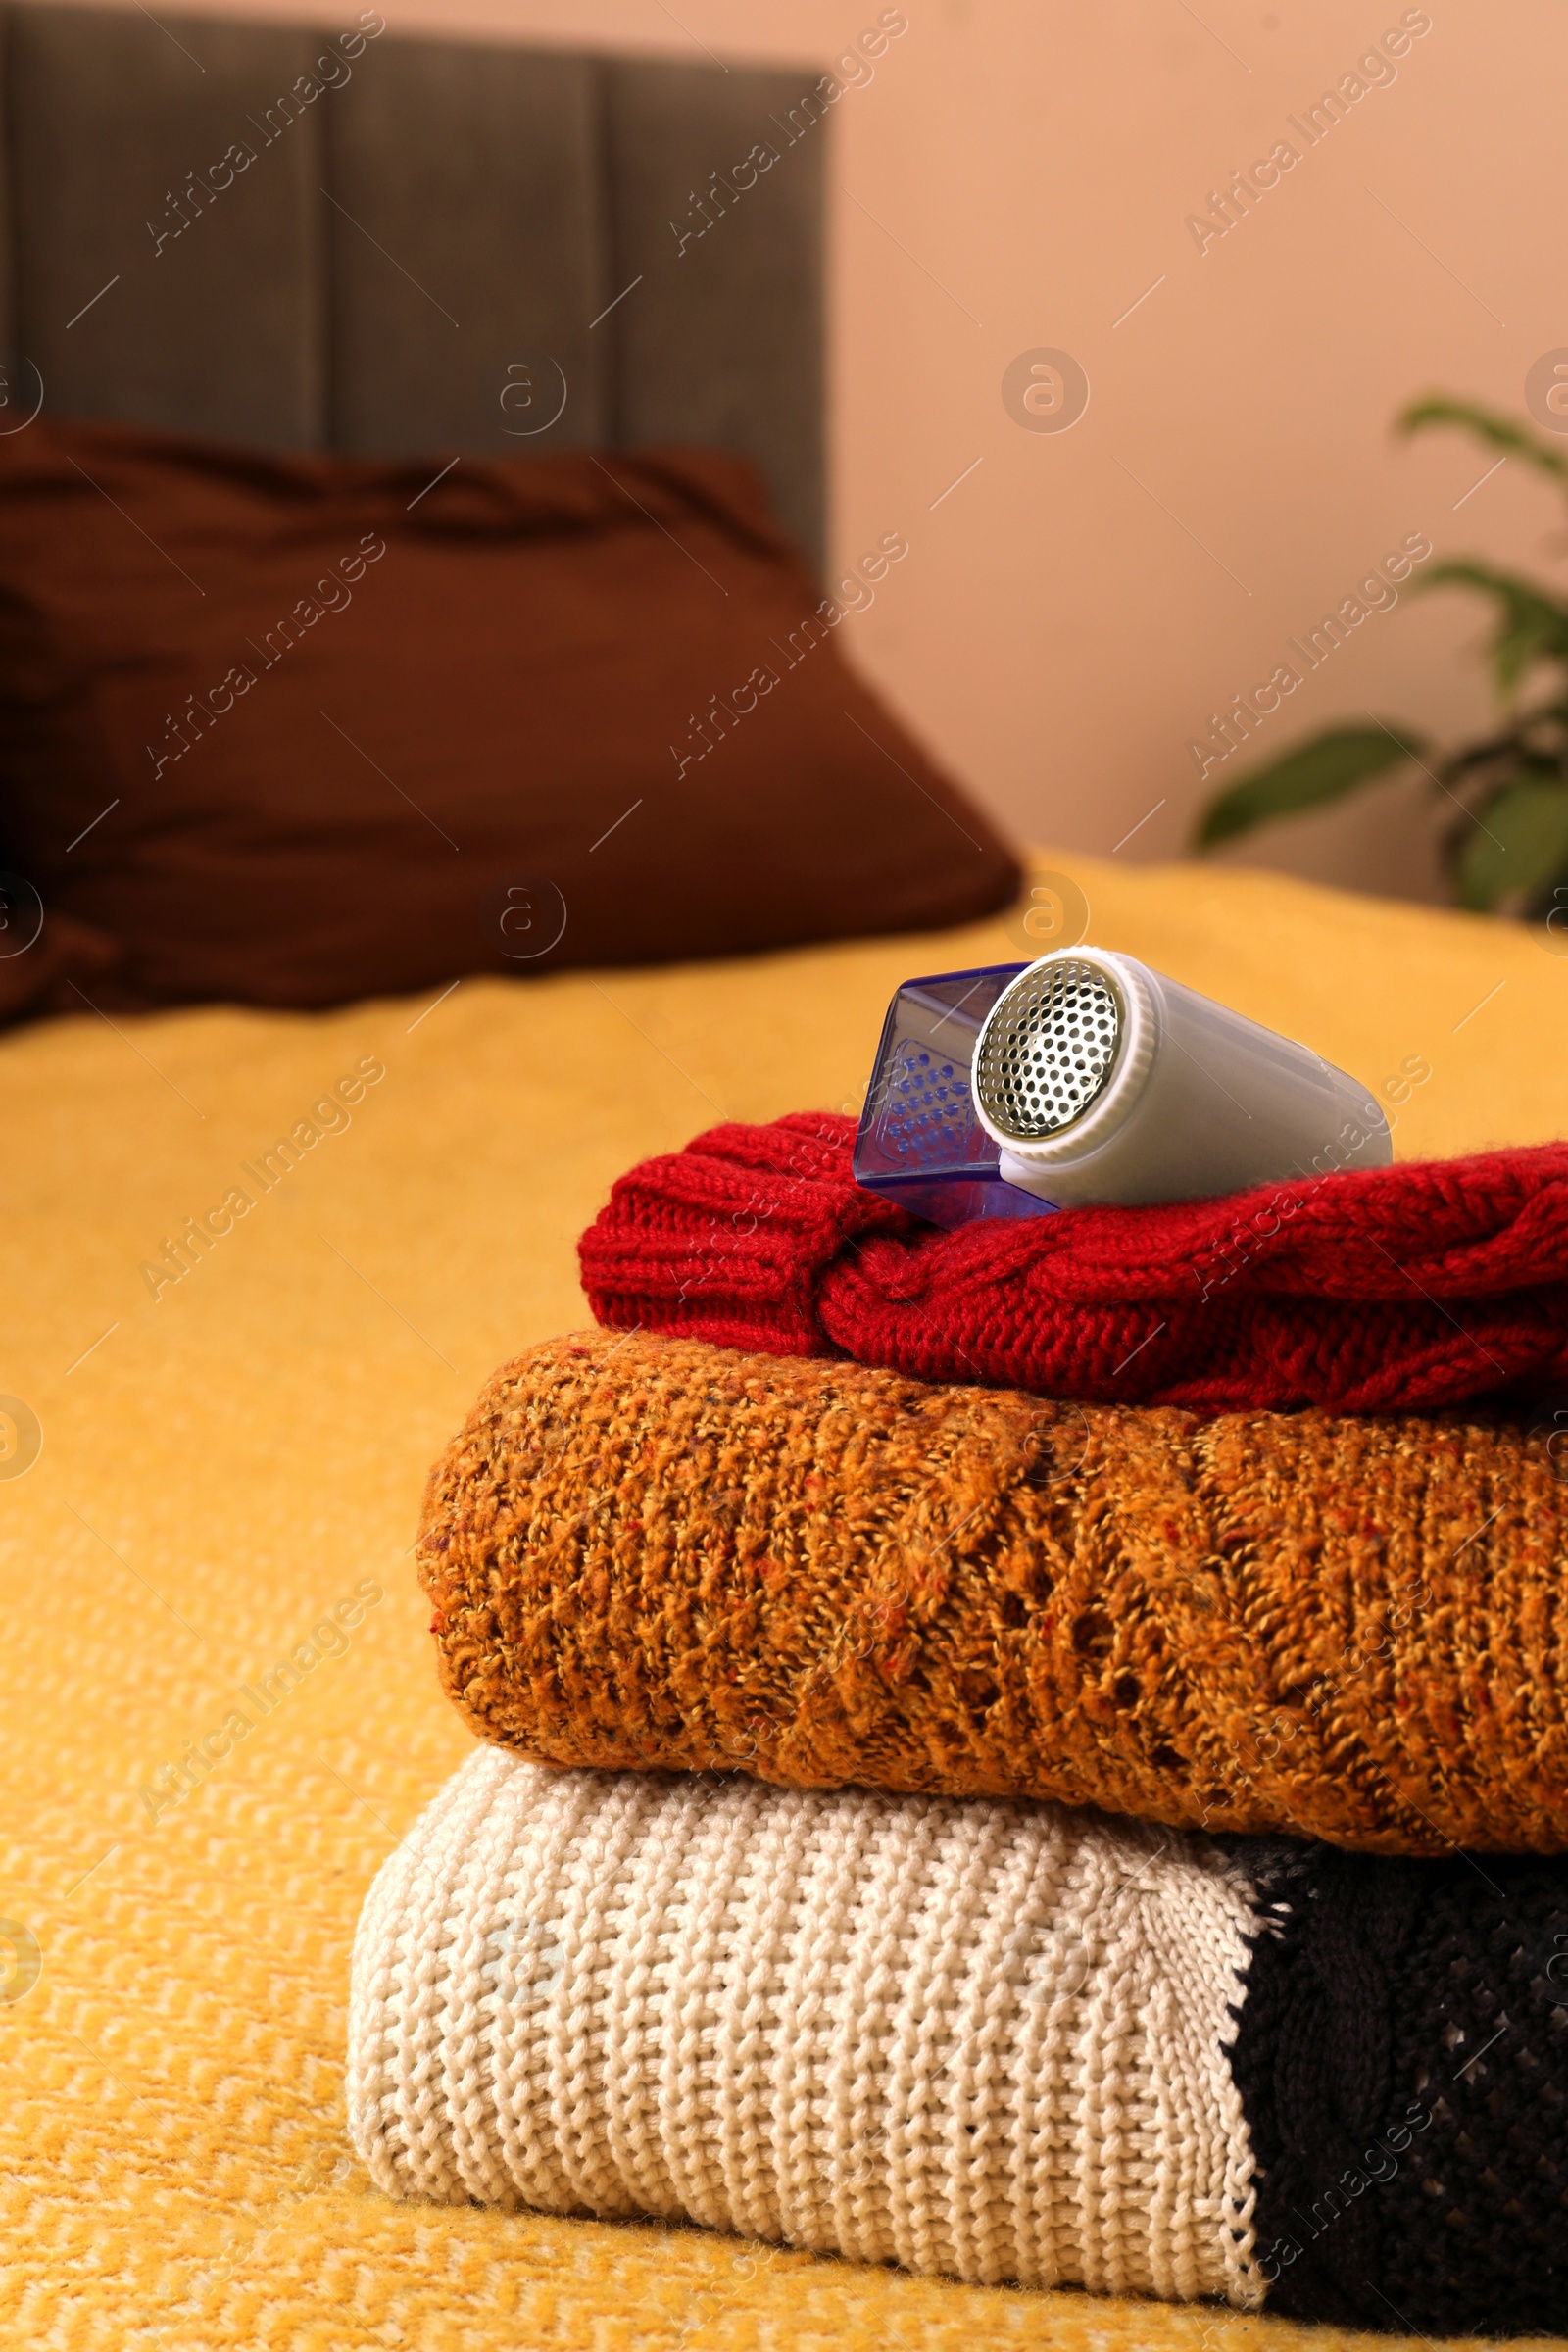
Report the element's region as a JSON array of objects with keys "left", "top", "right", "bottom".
[
  {"left": 1225, "top": 1840, "right": 1568, "bottom": 2337},
  {"left": 418, "top": 1330, "right": 1568, "bottom": 1855},
  {"left": 348, "top": 1744, "right": 1264, "bottom": 2306},
  {"left": 577, "top": 1114, "right": 1568, "bottom": 1411}
]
